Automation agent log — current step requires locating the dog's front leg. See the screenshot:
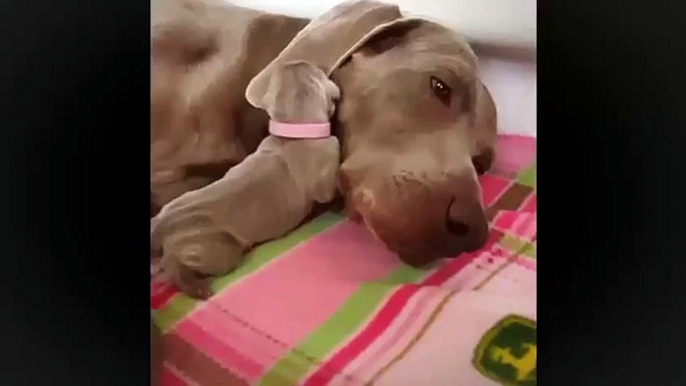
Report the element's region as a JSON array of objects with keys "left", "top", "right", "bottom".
[{"left": 151, "top": 183, "right": 248, "bottom": 299}]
